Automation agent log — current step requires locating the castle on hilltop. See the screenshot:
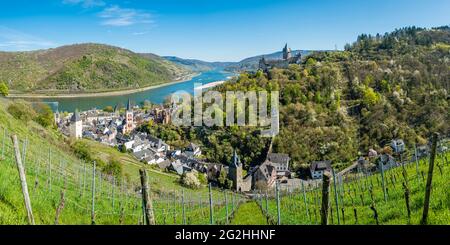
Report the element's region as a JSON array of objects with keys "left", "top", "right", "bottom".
[{"left": 259, "top": 44, "right": 302, "bottom": 72}]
